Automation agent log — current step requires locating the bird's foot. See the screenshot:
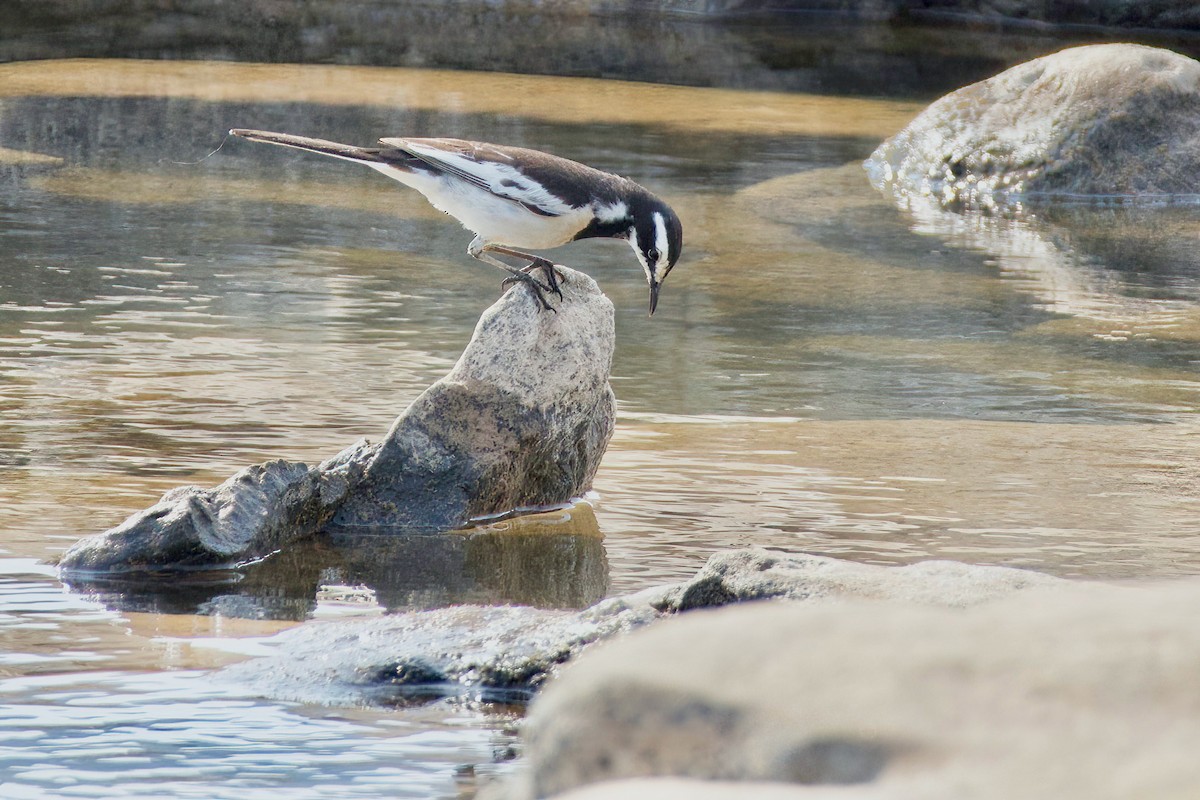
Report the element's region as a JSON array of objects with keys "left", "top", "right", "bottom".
[
  {"left": 521, "top": 259, "right": 565, "bottom": 300},
  {"left": 501, "top": 271, "right": 557, "bottom": 313}
]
